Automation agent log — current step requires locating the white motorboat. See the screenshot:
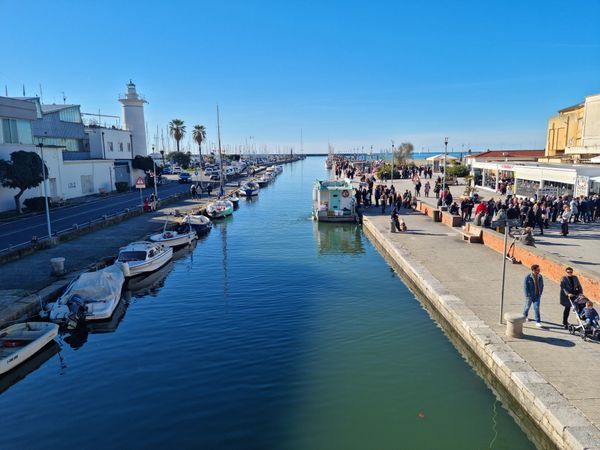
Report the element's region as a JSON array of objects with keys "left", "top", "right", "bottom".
[
  {"left": 117, "top": 241, "right": 173, "bottom": 277},
  {"left": 49, "top": 264, "right": 126, "bottom": 327},
  {"left": 0, "top": 322, "right": 59, "bottom": 375},
  {"left": 229, "top": 194, "right": 240, "bottom": 207},
  {"left": 240, "top": 181, "right": 260, "bottom": 197},
  {"left": 206, "top": 199, "right": 234, "bottom": 219},
  {"left": 149, "top": 220, "right": 197, "bottom": 248},
  {"left": 256, "top": 174, "right": 271, "bottom": 187},
  {"left": 182, "top": 214, "right": 212, "bottom": 234}
]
